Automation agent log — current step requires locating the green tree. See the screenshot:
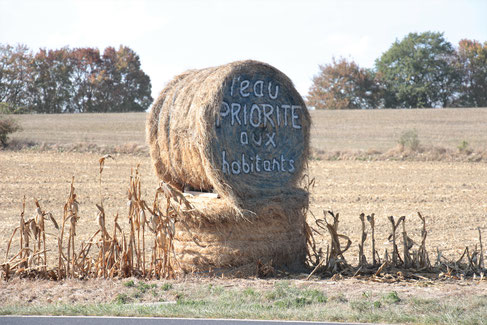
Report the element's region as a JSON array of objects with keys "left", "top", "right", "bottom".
[
  {"left": 0, "top": 44, "right": 32, "bottom": 113},
  {"left": 307, "top": 57, "right": 382, "bottom": 109},
  {"left": 29, "top": 48, "right": 73, "bottom": 113},
  {"left": 375, "top": 31, "right": 458, "bottom": 108},
  {"left": 68, "top": 47, "right": 102, "bottom": 113},
  {"left": 454, "top": 39, "right": 487, "bottom": 107},
  {"left": 96, "top": 46, "right": 152, "bottom": 112}
]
